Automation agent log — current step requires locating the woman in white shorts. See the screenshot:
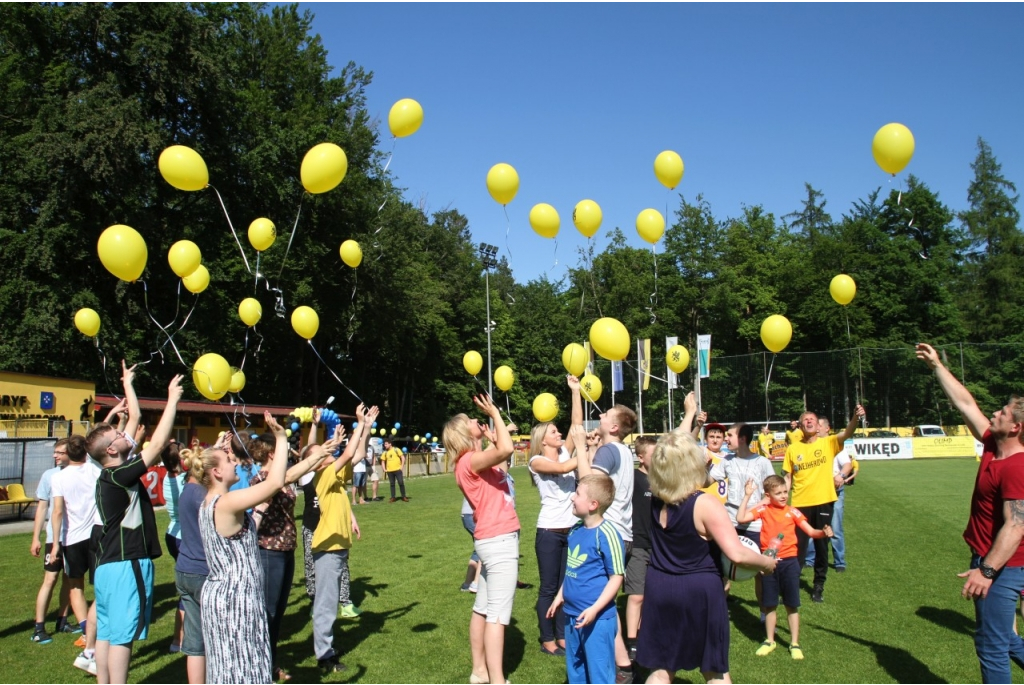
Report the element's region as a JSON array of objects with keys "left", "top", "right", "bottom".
[{"left": 443, "top": 395, "right": 518, "bottom": 685}]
